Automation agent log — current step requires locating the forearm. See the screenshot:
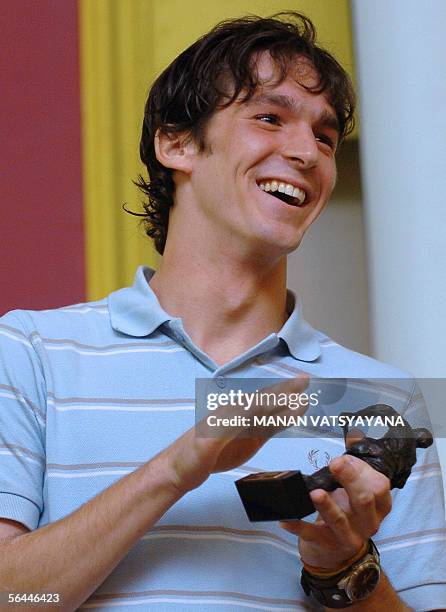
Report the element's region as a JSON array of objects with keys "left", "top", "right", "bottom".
[
  {"left": 0, "top": 452, "right": 183, "bottom": 611},
  {"left": 324, "top": 573, "right": 411, "bottom": 612},
  {"left": 0, "top": 378, "right": 307, "bottom": 611}
]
